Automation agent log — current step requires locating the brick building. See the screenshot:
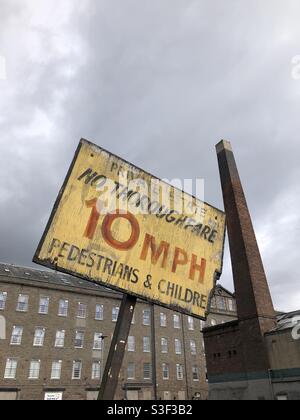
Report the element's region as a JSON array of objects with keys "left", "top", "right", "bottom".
[
  {"left": 204, "top": 310, "right": 300, "bottom": 400},
  {"left": 0, "top": 263, "right": 237, "bottom": 401}
]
